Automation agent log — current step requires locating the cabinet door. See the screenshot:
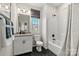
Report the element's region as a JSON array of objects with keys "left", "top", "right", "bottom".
[
  {"left": 23, "top": 36, "right": 33, "bottom": 52},
  {"left": 13, "top": 36, "right": 33, "bottom": 55},
  {"left": 14, "top": 37, "right": 26, "bottom": 55}
]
